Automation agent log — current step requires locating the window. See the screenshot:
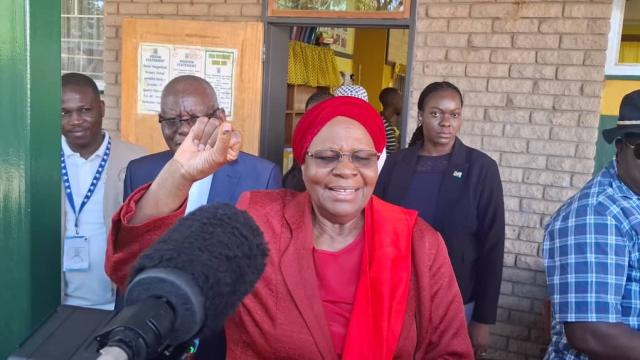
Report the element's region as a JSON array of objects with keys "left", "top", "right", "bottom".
[
  {"left": 606, "top": 0, "right": 640, "bottom": 75},
  {"left": 269, "top": 0, "right": 410, "bottom": 18},
  {"left": 61, "top": 0, "right": 104, "bottom": 89},
  {"left": 275, "top": 0, "right": 403, "bottom": 11}
]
